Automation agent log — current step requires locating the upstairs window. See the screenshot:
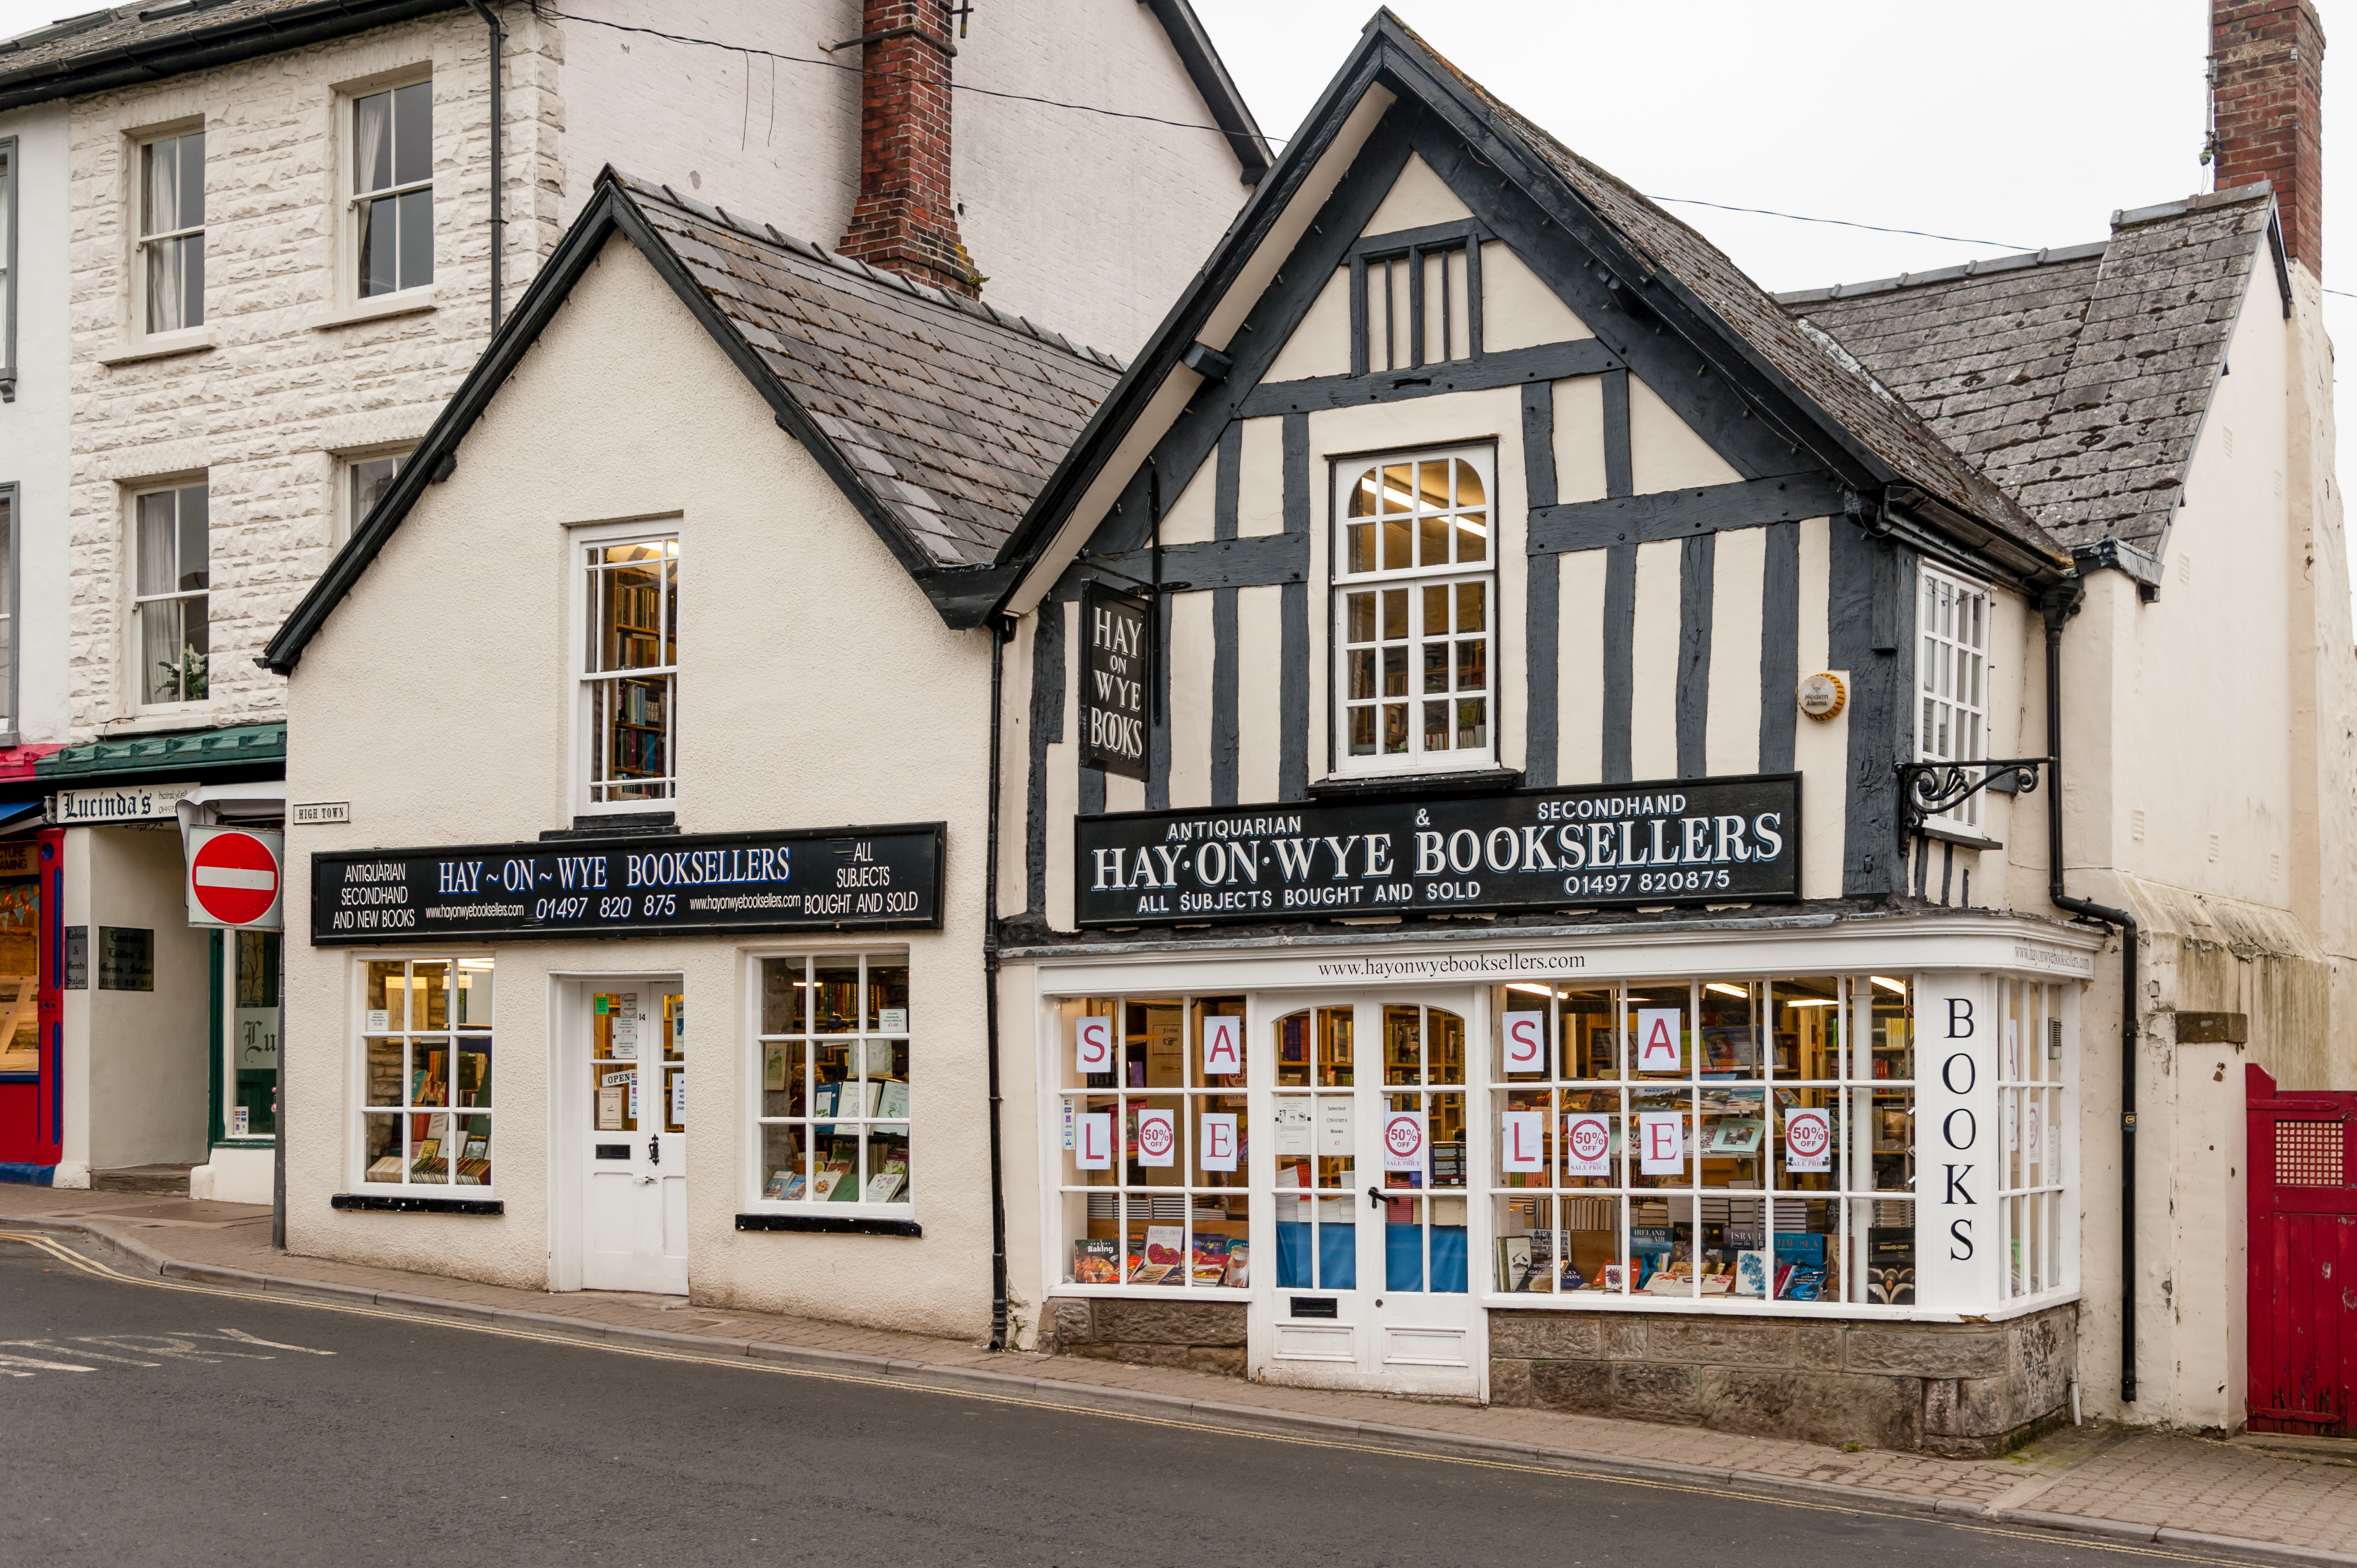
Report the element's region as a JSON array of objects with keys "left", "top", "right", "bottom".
[
  {"left": 581, "top": 535, "right": 677, "bottom": 807},
  {"left": 2, "top": 137, "right": 17, "bottom": 393},
  {"left": 352, "top": 80, "right": 432, "bottom": 298},
  {"left": 1917, "top": 569, "right": 1990, "bottom": 828},
  {"left": 133, "top": 481, "right": 209, "bottom": 706},
  {"left": 340, "top": 451, "right": 409, "bottom": 544},
  {"left": 139, "top": 131, "right": 204, "bottom": 333},
  {"left": 1332, "top": 447, "right": 1494, "bottom": 776}
]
